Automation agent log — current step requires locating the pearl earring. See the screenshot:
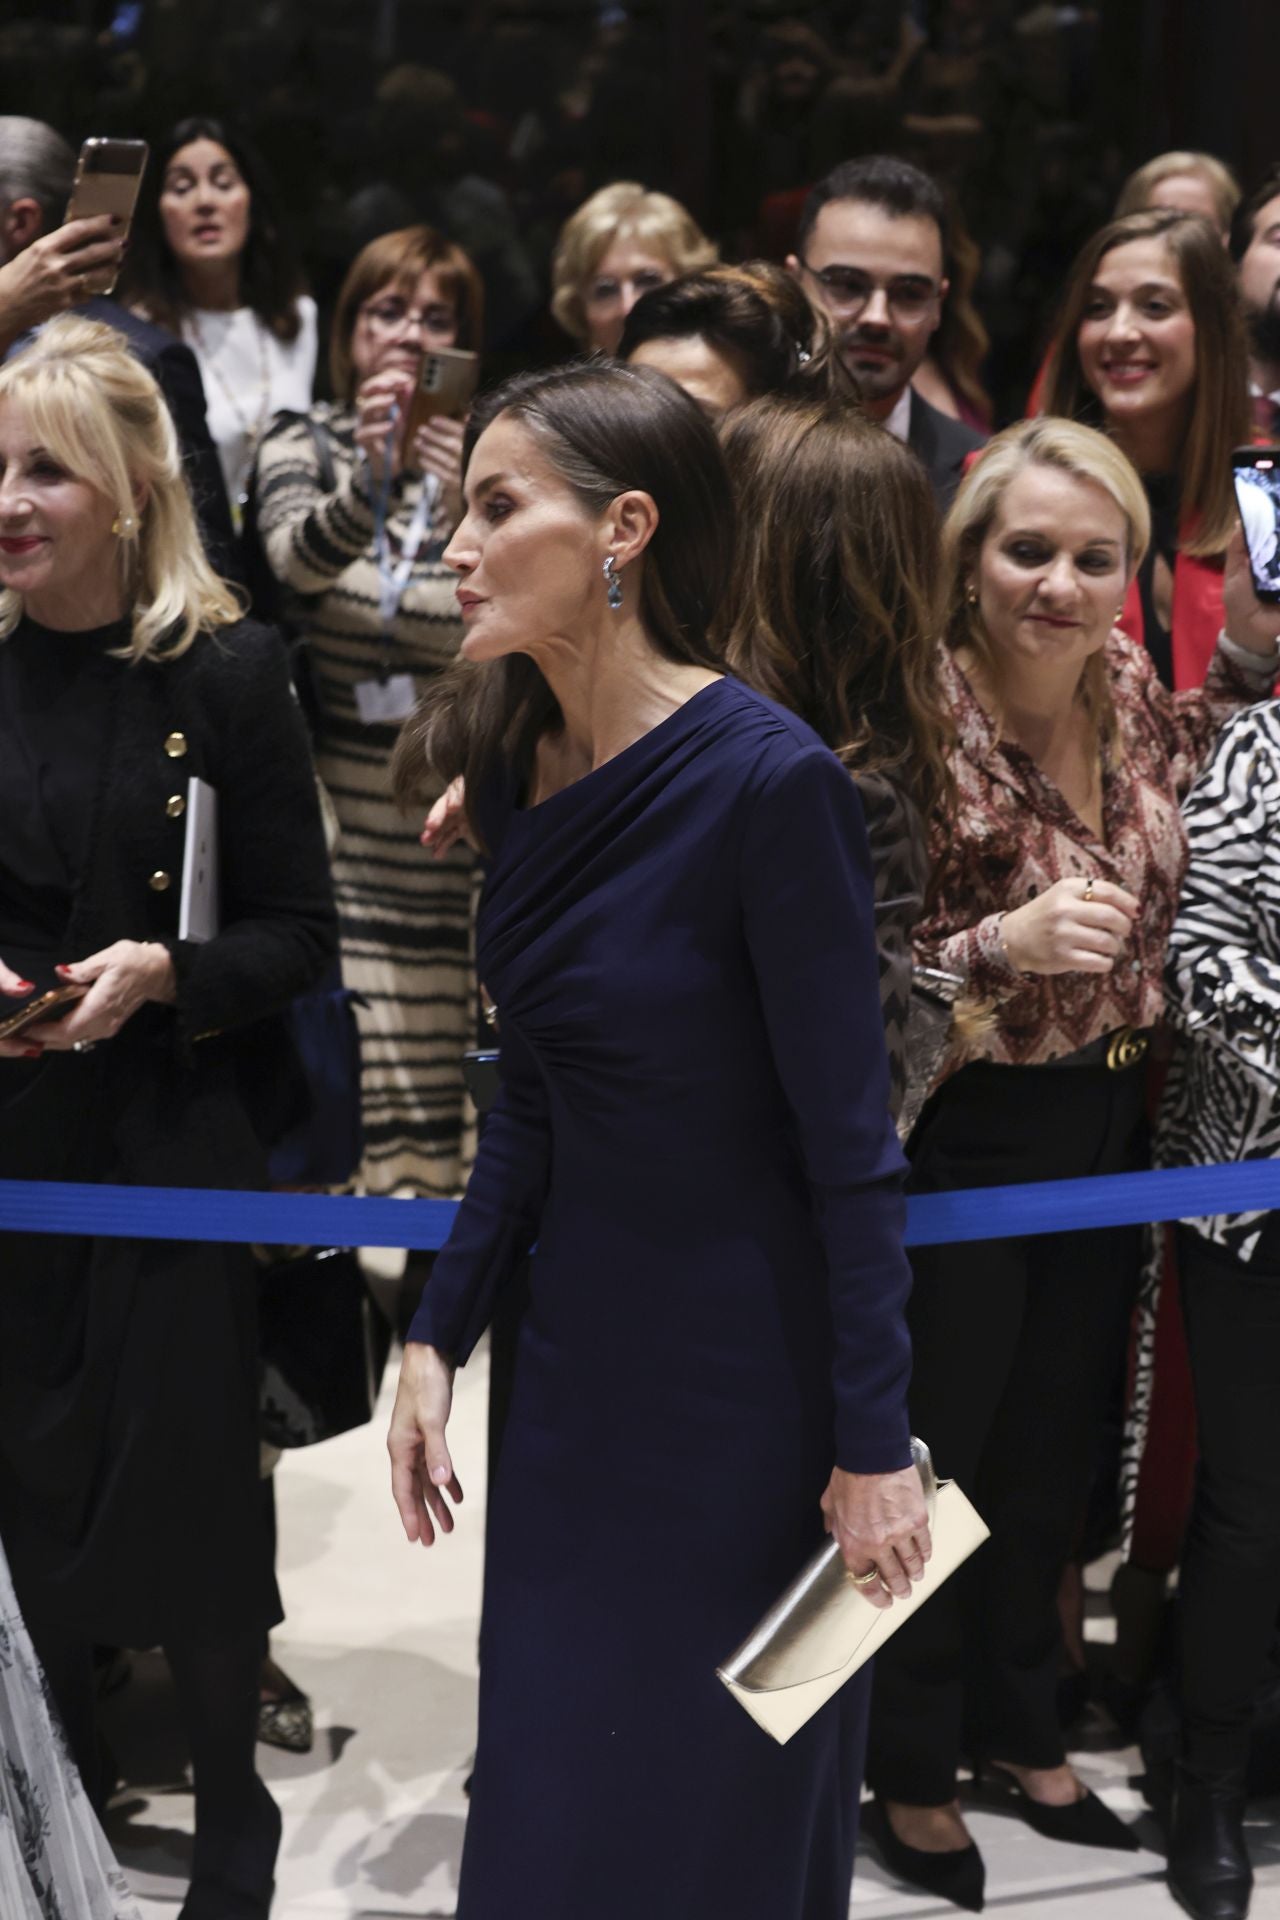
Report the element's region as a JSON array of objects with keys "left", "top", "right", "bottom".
[
  {"left": 966, "top": 583, "right": 978, "bottom": 606},
  {"left": 603, "top": 555, "right": 623, "bottom": 612},
  {"left": 112, "top": 511, "right": 137, "bottom": 537}
]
